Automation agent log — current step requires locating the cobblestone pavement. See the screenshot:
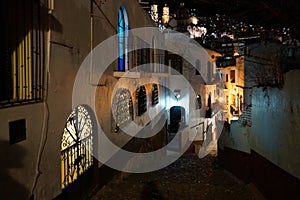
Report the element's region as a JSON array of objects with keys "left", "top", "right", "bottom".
[{"left": 90, "top": 153, "right": 265, "bottom": 200}]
